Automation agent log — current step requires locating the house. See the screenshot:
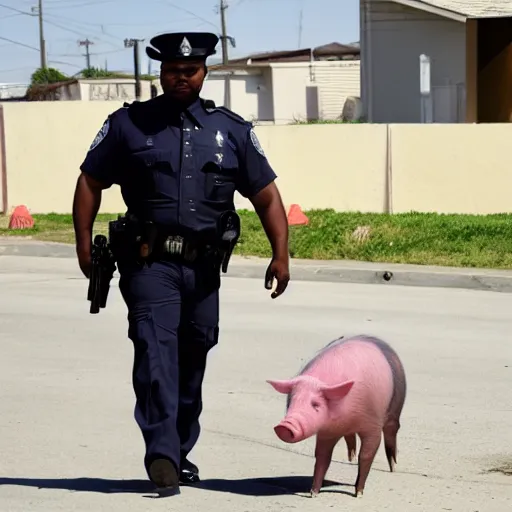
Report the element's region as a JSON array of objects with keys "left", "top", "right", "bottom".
[
  {"left": 18, "top": 43, "right": 362, "bottom": 124},
  {"left": 22, "top": 77, "right": 156, "bottom": 102},
  {"left": 360, "top": 0, "right": 512, "bottom": 123},
  {"left": 0, "top": 83, "right": 29, "bottom": 100},
  {"left": 191, "top": 43, "right": 361, "bottom": 124}
]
